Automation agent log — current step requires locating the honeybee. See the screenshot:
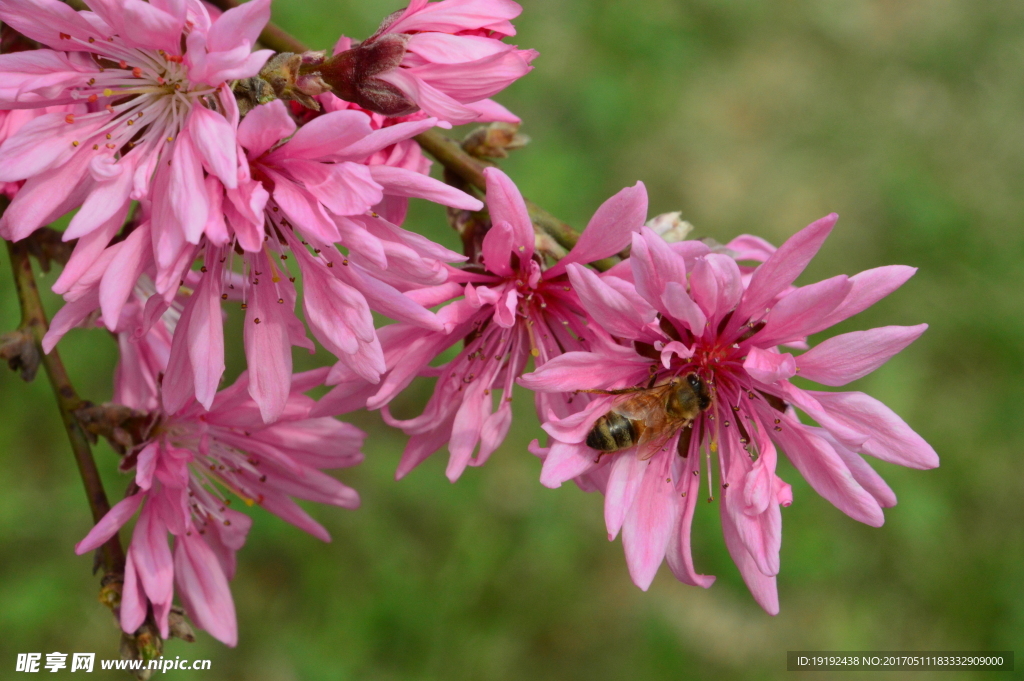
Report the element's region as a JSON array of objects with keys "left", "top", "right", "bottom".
[{"left": 584, "top": 373, "right": 712, "bottom": 459}]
